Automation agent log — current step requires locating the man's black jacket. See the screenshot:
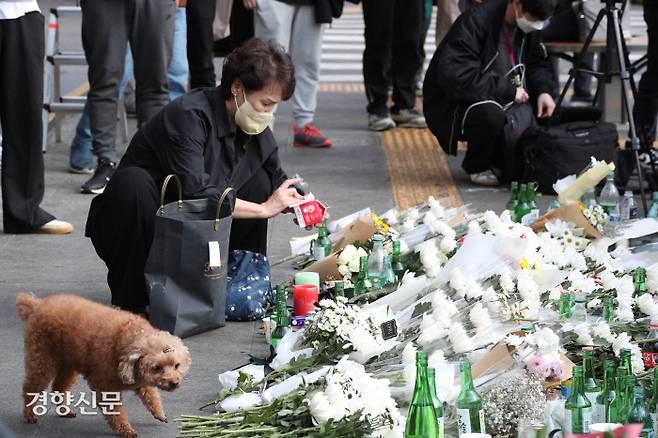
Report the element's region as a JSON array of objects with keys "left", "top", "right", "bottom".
[{"left": 423, "top": 0, "right": 556, "bottom": 155}]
